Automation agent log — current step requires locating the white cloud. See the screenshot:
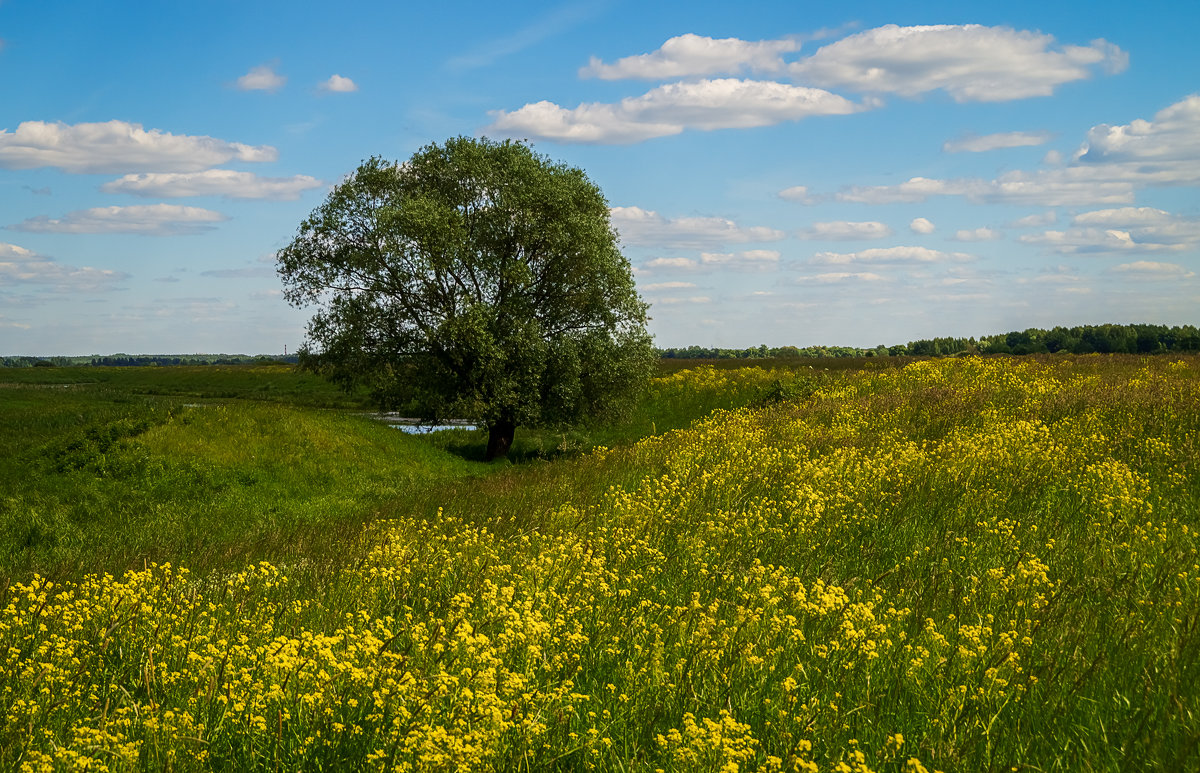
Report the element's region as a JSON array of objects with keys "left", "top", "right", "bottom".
[
  {"left": 487, "top": 79, "right": 868, "bottom": 144},
  {"left": 577, "top": 26, "right": 1125, "bottom": 103},
  {"left": 318, "top": 74, "right": 358, "bottom": 93},
  {"left": 1111, "top": 261, "right": 1196, "bottom": 278},
  {"left": 798, "top": 220, "right": 891, "bottom": 240},
  {"left": 0, "top": 120, "right": 277, "bottom": 174},
  {"left": 644, "top": 257, "right": 699, "bottom": 270},
  {"left": 1010, "top": 211, "right": 1057, "bottom": 228},
  {"left": 700, "top": 249, "right": 780, "bottom": 270},
  {"left": 837, "top": 174, "right": 1137, "bottom": 207},
  {"left": 10, "top": 204, "right": 228, "bottom": 236},
  {"left": 237, "top": 64, "right": 286, "bottom": 92},
  {"left": 611, "top": 206, "right": 785, "bottom": 248},
  {"left": 101, "top": 170, "right": 323, "bottom": 200},
  {"left": 1077, "top": 95, "right": 1200, "bottom": 167},
  {"left": 972, "top": 175, "right": 1137, "bottom": 206},
  {"left": 1072, "top": 206, "right": 1174, "bottom": 226},
  {"left": 943, "top": 130, "right": 1052, "bottom": 153},
  {"left": 778, "top": 185, "right": 818, "bottom": 204},
  {"left": 643, "top": 281, "right": 698, "bottom": 290},
  {"left": 1019, "top": 207, "right": 1200, "bottom": 254},
  {"left": 0, "top": 241, "right": 129, "bottom": 291},
  {"left": 811, "top": 245, "right": 974, "bottom": 265},
  {"left": 580, "top": 34, "right": 801, "bottom": 80},
  {"left": 789, "top": 25, "right": 1126, "bottom": 102},
  {"left": 836, "top": 176, "right": 973, "bottom": 204},
  {"left": 837, "top": 95, "right": 1200, "bottom": 207},
  {"left": 909, "top": 217, "right": 936, "bottom": 234},
  {"left": 953, "top": 227, "right": 1002, "bottom": 241},
  {"left": 795, "top": 271, "right": 886, "bottom": 283}
]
